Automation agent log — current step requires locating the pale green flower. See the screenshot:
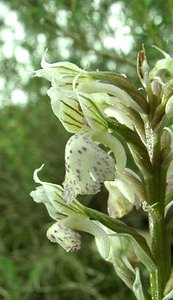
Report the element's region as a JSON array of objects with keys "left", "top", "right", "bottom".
[{"left": 30, "top": 165, "right": 110, "bottom": 257}]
